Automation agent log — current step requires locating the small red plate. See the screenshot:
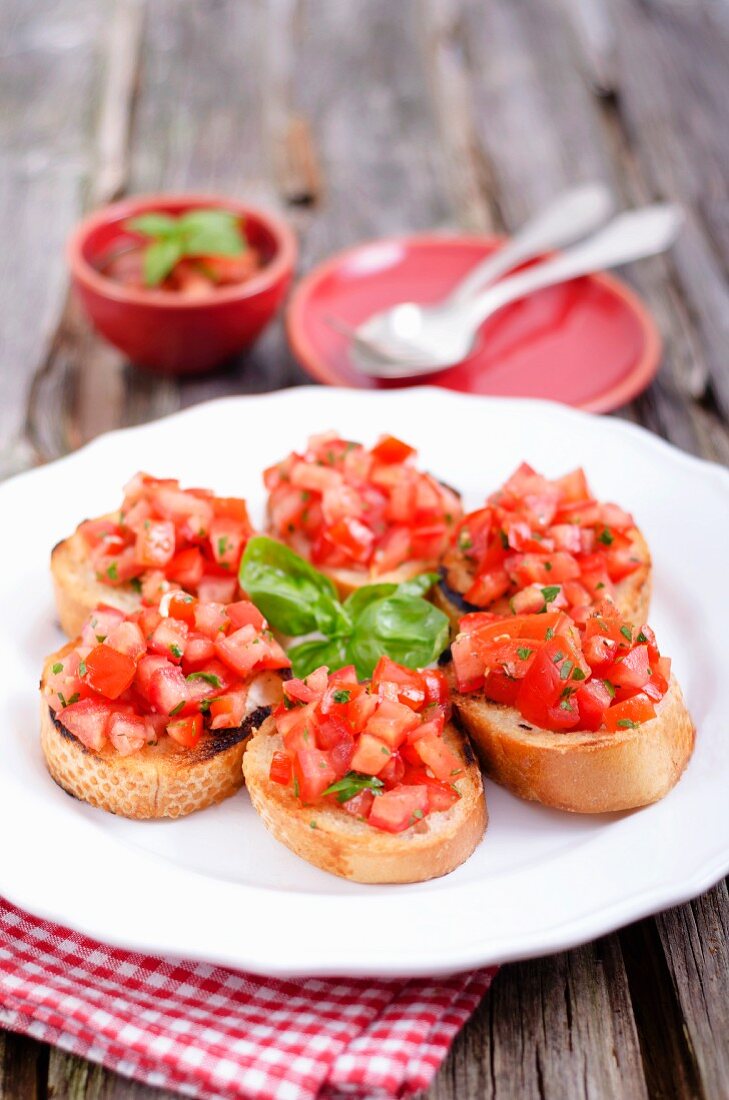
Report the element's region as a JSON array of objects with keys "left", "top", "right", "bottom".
[{"left": 286, "top": 235, "right": 661, "bottom": 412}]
